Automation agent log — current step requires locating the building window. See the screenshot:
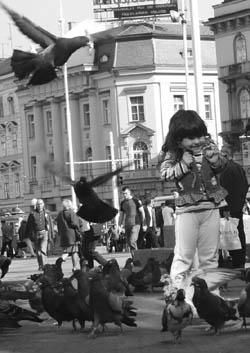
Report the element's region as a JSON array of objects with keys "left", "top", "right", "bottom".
[
  {"left": 239, "top": 88, "right": 250, "bottom": 119},
  {"left": 86, "top": 147, "right": 93, "bottom": 177},
  {"left": 30, "top": 156, "right": 37, "bottom": 180},
  {"left": 8, "top": 96, "right": 15, "bottom": 115},
  {"left": 14, "top": 173, "right": 21, "bottom": 196},
  {"left": 12, "top": 132, "right": 17, "bottom": 149},
  {"left": 173, "top": 95, "right": 185, "bottom": 112},
  {"left": 27, "top": 113, "right": 35, "bottom": 138},
  {"left": 1, "top": 134, "right": 6, "bottom": 156},
  {"left": 204, "top": 95, "right": 212, "bottom": 120},
  {"left": 102, "top": 99, "right": 110, "bottom": 124},
  {"left": 234, "top": 33, "right": 247, "bottom": 63},
  {"left": 0, "top": 96, "right": 4, "bottom": 117},
  {"left": 133, "top": 141, "right": 149, "bottom": 170},
  {"left": 130, "top": 96, "right": 145, "bottom": 122},
  {"left": 105, "top": 145, "right": 112, "bottom": 172},
  {"left": 46, "top": 110, "right": 53, "bottom": 134},
  {"left": 83, "top": 103, "right": 90, "bottom": 127},
  {"left": 3, "top": 175, "right": 9, "bottom": 199}
]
